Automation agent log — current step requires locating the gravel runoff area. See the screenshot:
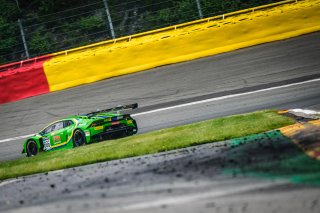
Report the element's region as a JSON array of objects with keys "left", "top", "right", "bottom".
[{"left": 1, "top": 136, "right": 320, "bottom": 213}]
